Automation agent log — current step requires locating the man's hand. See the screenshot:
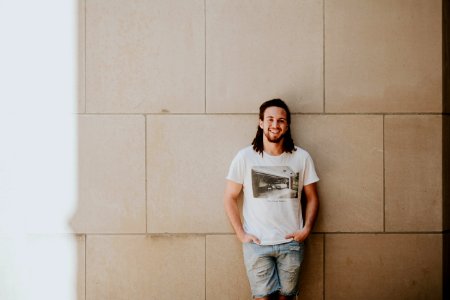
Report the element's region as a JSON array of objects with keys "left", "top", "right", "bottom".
[
  {"left": 224, "top": 180, "right": 262, "bottom": 245},
  {"left": 286, "top": 183, "right": 319, "bottom": 243},
  {"left": 285, "top": 228, "right": 311, "bottom": 243},
  {"left": 238, "top": 232, "right": 261, "bottom": 244}
]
